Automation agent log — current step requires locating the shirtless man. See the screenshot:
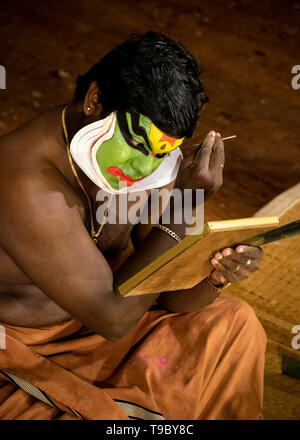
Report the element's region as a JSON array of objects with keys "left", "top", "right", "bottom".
[{"left": 0, "top": 32, "right": 265, "bottom": 419}]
